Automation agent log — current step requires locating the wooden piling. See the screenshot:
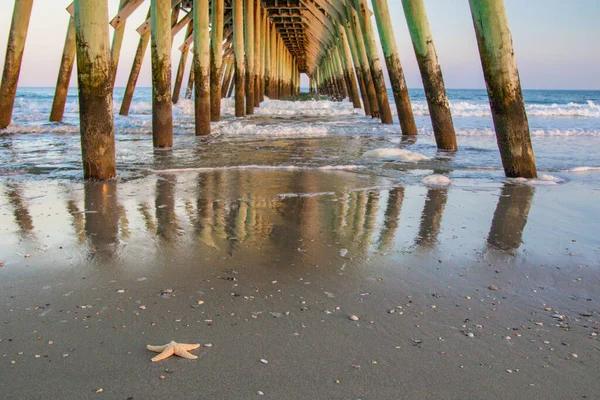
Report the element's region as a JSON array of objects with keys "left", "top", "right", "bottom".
[
  {"left": 173, "top": 21, "right": 193, "bottom": 104},
  {"left": 120, "top": 8, "right": 151, "bottom": 116},
  {"left": 357, "top": 0, "right": 393, "bottom": 124},
  {"left": 402, "top": 0, "right": 456, "bottom": 147},
  {"left": 0, "top": 0, "right": 34, "bottom": 129},
  {"left": 171, "top": 21, "right": 194, "bottom": 104},
  {"left": 150, "top": 0, "right": 173, "bottom": 148},
  {"left": 194, "top": 0, "right": 211, "bottom": 135},
  {"left": 185, "top": 63, "right": 194, "bottom": 99},
  {"left": 210, "top": 0, "right": 225, "bottom": 121},
  {"left": 73, "top": 0, "right": 116, "bottom": 179},
  {"left": 371, "top": 0, "right": 418, "bottom": 134},
  {"left": 344, "top": 22, "right": 371, "bottom": 115},
  {"left": 50, "top": 17, "right": 76, "bottom": 123},
  {"left": 338, "top": 25, "right": 361, "bottom": 109},
  {"left": 253, "top": 0, "right": 261, "bottom": 107},
  {"left": 348, "top": 9, "right": 379, "bottom": 118},
  {"left": 233, "top": 0, "right": 245, "bottom": 117},
  {"left": 469, "top": 0, "right": 537, "bottom": 178},
  {"left": 109, "top": 0, "right": 129, "bottom": 89},
  {"left": 244, "top": 0, "right": 255, "bottom": 114}
]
